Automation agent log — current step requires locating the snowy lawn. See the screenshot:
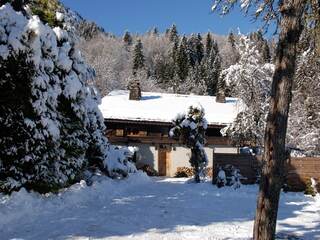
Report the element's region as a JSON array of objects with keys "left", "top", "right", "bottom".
[{"left": 0, "top": 174, "right": 319, "bottom": 240}]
